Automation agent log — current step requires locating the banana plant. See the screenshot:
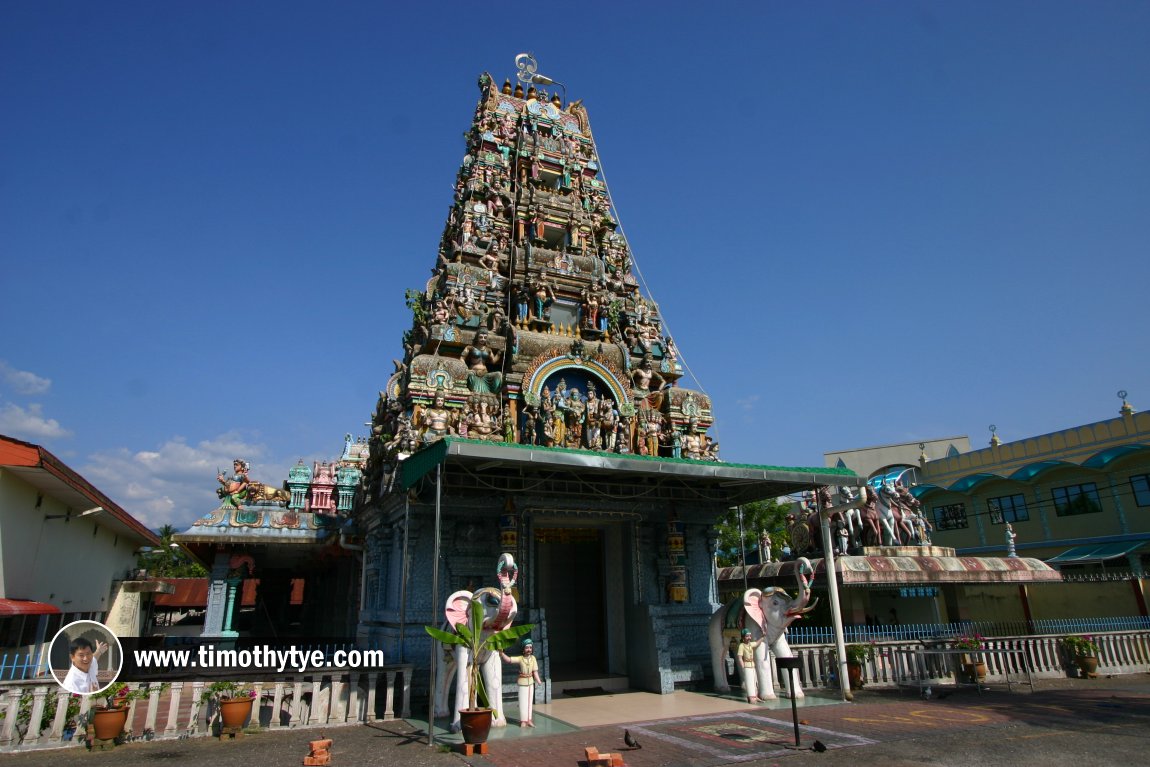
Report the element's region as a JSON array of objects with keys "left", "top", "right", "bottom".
[{"left": 426, "top": 597, "right": 534, "bottom": 712}]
